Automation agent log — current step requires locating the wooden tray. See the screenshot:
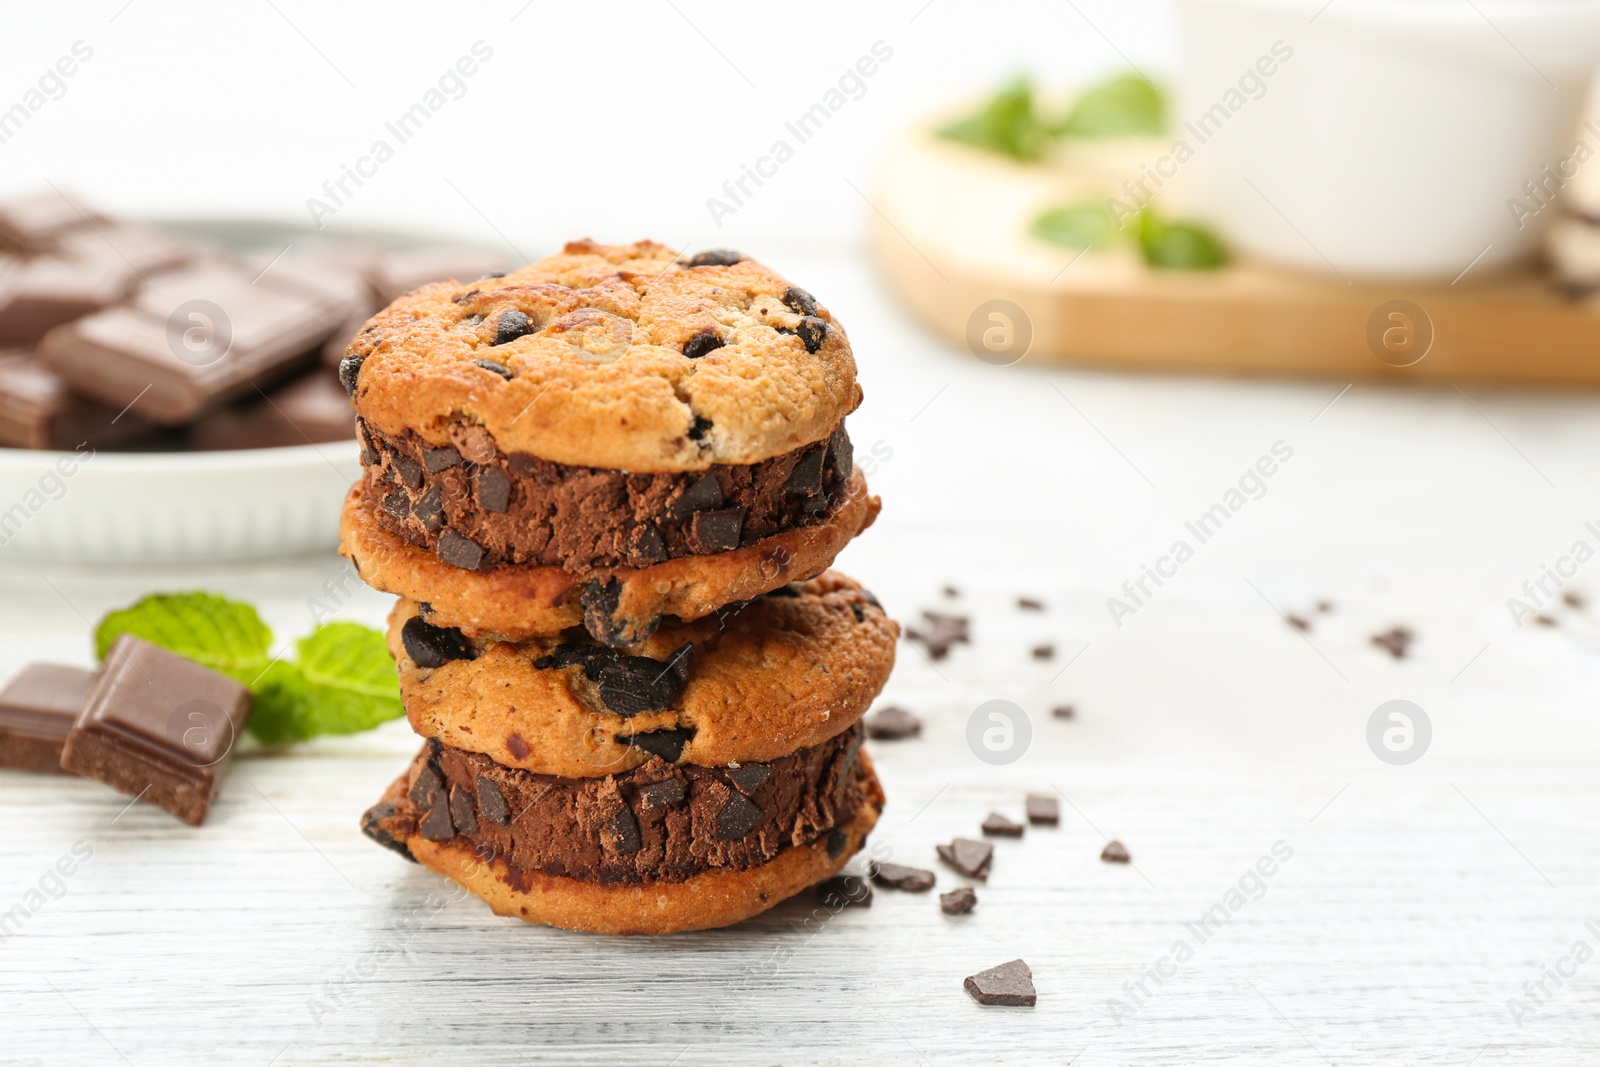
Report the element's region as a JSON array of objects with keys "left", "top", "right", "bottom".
[{"left": 870, "top": 131, "right": 1600, "bottom": 387}]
